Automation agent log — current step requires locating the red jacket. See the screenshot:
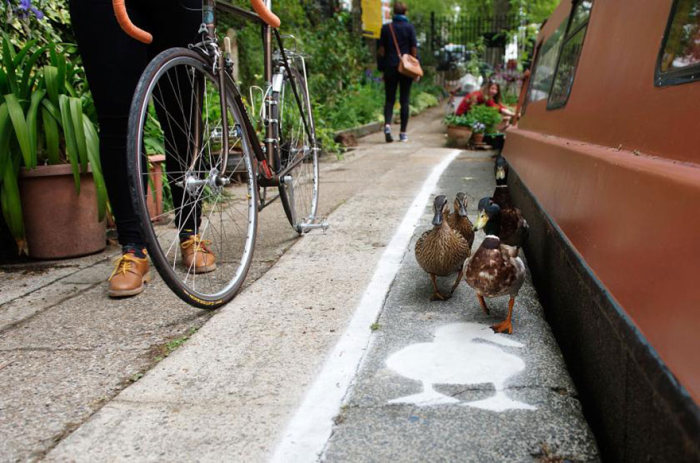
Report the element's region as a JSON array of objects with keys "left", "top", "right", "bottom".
[{"left": 455, "top": 91, "right": 504, "bottom": 115}]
